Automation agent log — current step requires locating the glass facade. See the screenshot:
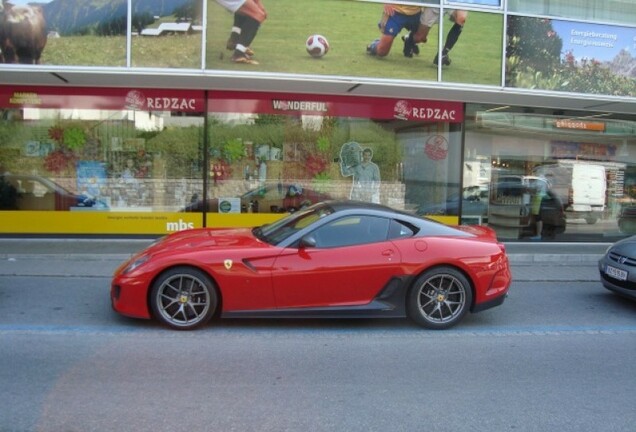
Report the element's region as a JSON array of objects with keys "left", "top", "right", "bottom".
[
  {"left": 0, "top": 88, "right": 464, "bottom": 235},
  {"left": 0, "top": 0, "right": 634, "bottom": 241},
  {"left": 0, "top": 87, "right": 206, "bottom": 234},
  {"left": 3, "top": 86, "right": 635, "bottom": 242}
]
